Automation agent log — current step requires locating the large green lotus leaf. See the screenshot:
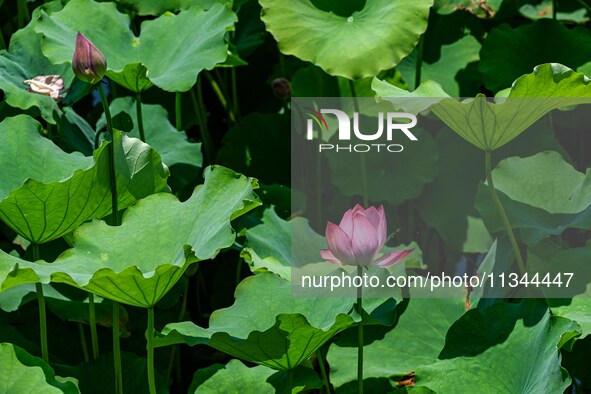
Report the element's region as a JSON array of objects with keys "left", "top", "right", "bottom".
[
  {"left": 327, "top": 296, "right": 466, "bottom": 389},
  {"left": 190, "top": 360, "right": 277, "bottom": 394},
  {"left": 0, "top": 2, "right": 72, "bottom": 123},
  {"left": 526, "top": 240, "right": 591, "bottom": 301},
  {"left": 258, "top": 0, "right": 432, "bottom": 79},
  {"left": 0, "top": 342, "right": 80, "bottom": 393},
  {"left": 416, "top": 120, "right": 566, "bottom": 253},
  {"left": 32, "top": 166, "right": 259, "bottom": 307},
  {"left": 0, "top": 249, "right": 48, "bottom": 293},
  {"left": 414, "top": 302, "right": 579, "bottom": 393},
  {"left": 552, "top": 290, "right": 591, "bottom": 338},
  {"left": 372, "top": 78, "right": 450, "bottom": 114},
  {"left": 98, "top": 97, "right": 202, "bottom": 188},
  {"left": 0, "top": 115, "right": 169, "bottom": 244},
  {"left": 35, "top": 0, "right": 236, "bottom": 92},
  {"left": 435, "top": 64, "right": 591, "bottom": 151},
  {"left": 326, "top": 128, "right": 438, "bottom": 205},
  {"left": 241, "top": 207, "right": 327, "bottom": 280},
  {"left": 397, "top": 35, "right": 481, "bottom": 96},
  {"left": 519, "top": 1, "right": 589, "bottom": 23},
  {"left": 155, "top": 272, "right": 359, "bottom": 370},
  {"left": 480, "top": 19, "right": 591, "bottom": 92},
  {"left": 106, "top": 63, "right": 152, "bottom": 93},
  {"left": 373, "top": 64, "right": 591, "bottom": 150},
  {"left": 476, "top": 151, "right": 591, "bottom": 244},
  {"left": 488, "top": 151, "right": 591, "bottom": 214},
  {"left": 189, "top": 359, "right": 321, "bottom": 393}
]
